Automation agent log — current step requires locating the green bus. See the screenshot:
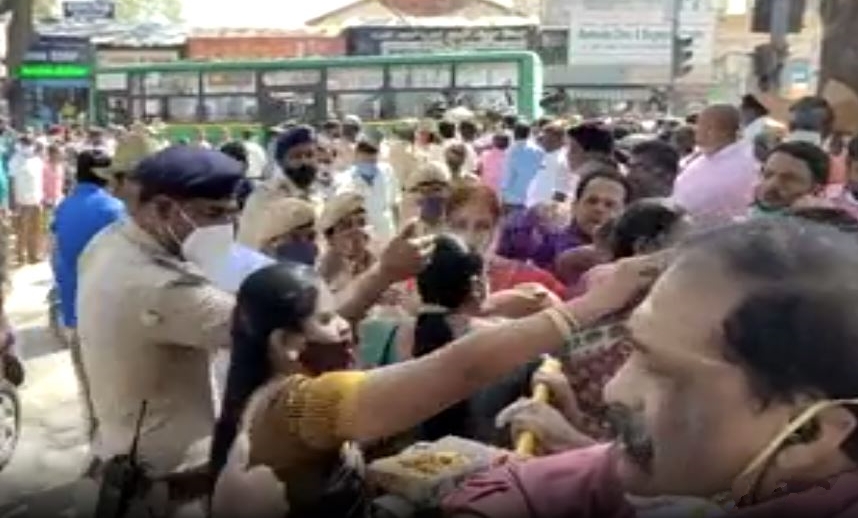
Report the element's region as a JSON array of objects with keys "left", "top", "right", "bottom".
[{"left": 91, "top": 51, "right": 543, "bottom": 141}]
